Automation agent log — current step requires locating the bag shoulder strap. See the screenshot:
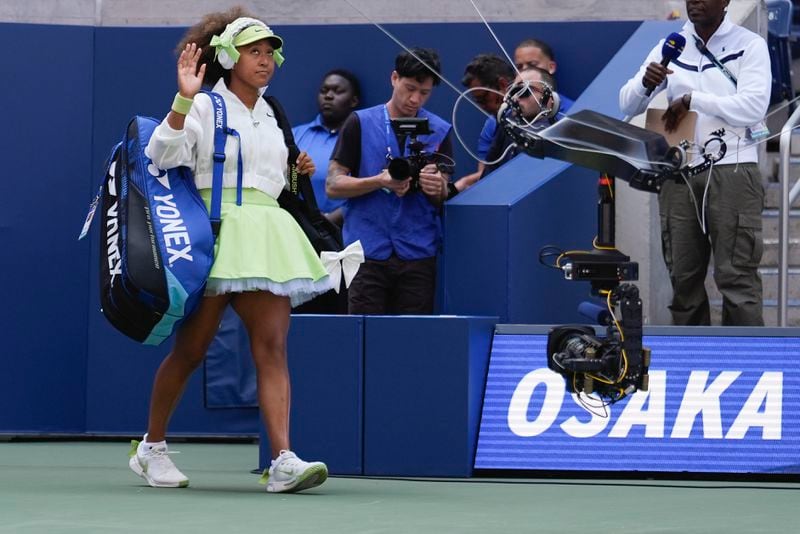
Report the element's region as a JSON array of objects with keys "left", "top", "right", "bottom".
[
  {"left": 264, "top": 95, "right": 298, "bottom": 155},
  {"left": 202, "top": 90, "right": 244, "bottom": 237},
  {"left": 264, "top": 95, "right": 323, "bottom": 214}
]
